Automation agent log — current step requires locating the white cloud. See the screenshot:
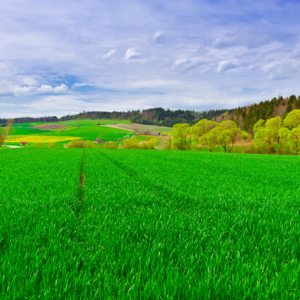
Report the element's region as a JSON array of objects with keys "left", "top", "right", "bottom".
[
  {"left": 173, "top": 57, "right": 207, "bottom": 71},
  {"left": 173, "top": 58, "right": 189, "bottom": 66},
  {"left": 103, "top": 49, "right": 117, "bottom": 60},
  {"left": 54, "top": 84, "right": 68, "bottom": 92},
  {"left": 13, "top": 85, "right": 36, "bottom": 94},
  {"left": 125, "top": 48, "right": 140, "bottom": 60},
  {"left": 217, "top": 60, "right": 240, "bottom": 73},
  {"left": 10, "top": 84, "right": 68, "bottom": 95},
  {"left": 153, "top": 31, "right": 165, "bottom": 44},
  {"left": 72, "top": 83, "right": 87, "bottom": 88},
  {"left": 36, "top": 84, "right": 68, "bottom": 93}
]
